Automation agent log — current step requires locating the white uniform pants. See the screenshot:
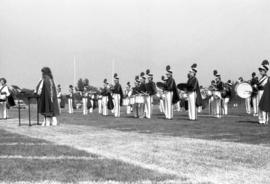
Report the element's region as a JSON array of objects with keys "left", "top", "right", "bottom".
[
  {"left": 82, "top": 98, "right": 88, "bottom": 115},
  {"left": 145, "top": 95, "right": 153, "bottom": 119},
  {"left": 188, "top": 92, "right": 197, "bottom": 120},
  {"left": 222, "top": 98, "right": 229, "bottom": 115},
  {"left": 68, "top": 98, "right": 73, "bottom": 114},
  {"left": 164, "top": 91, "right": 173, "bottom": 119},
  {"left": 102, "top": 96, "right": 108, "bottom": 116},
  {"left": 245, "top": 97, "right": 251, "bottom": 114},
  {"left": 113, "top": 94, "right": 121, "bottom": 117},
  {"left": 98, "top": 99, "right": 102, "bottom": 114},
  {"left": 57, "top": 98, "right": 61, "bottom": 114},
  {"left": 252, "top": 95, "right": 258, "bottom": 116},
  {"left": 159, "top": 97, "right": 165, "bottom": 113},
  {"left": 0, "top": 101, "right": 7, "bottom": 119},
  {"left": 258, "top": 90, "right": 269, "bottom": 124}
]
